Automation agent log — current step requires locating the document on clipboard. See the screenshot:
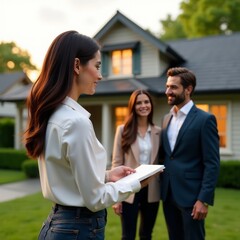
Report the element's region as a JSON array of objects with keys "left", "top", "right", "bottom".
[{"left": 117, "top": 164, "right": 165, "bottom": 183}]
